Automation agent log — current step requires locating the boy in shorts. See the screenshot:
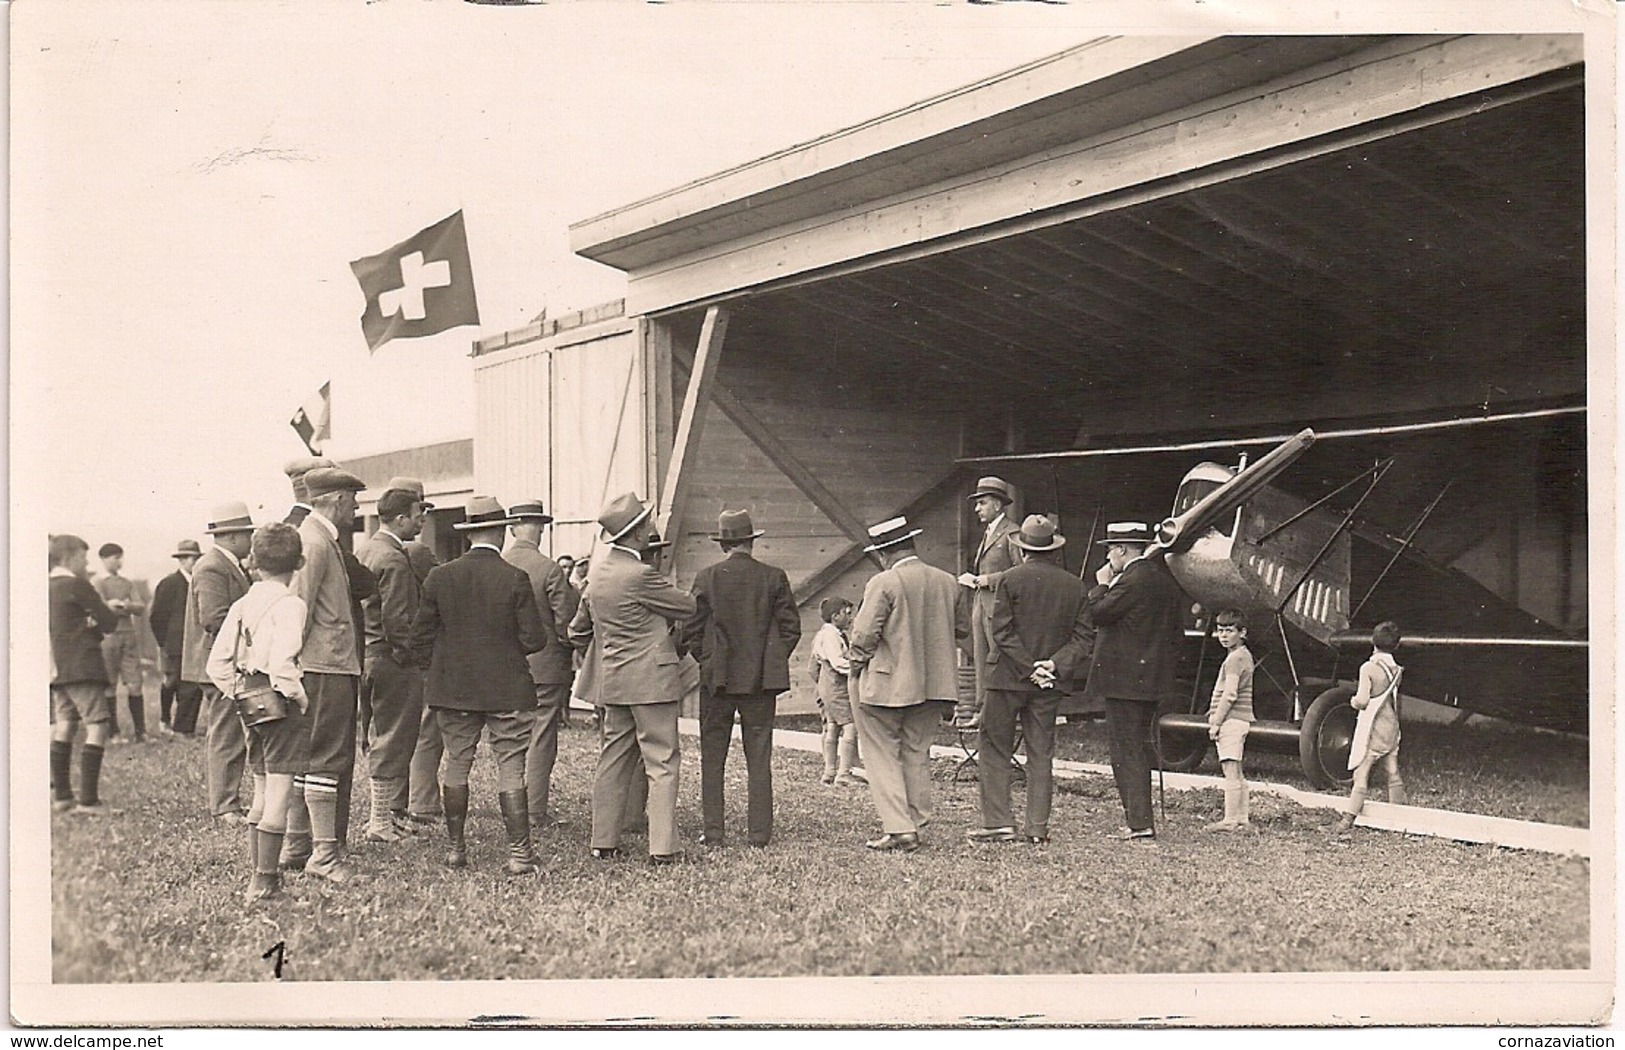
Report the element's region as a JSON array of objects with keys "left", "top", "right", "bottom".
[
  {"left": 207, "top": 523, "right": 312, "bottom": 902},
  {"left": 811, "top": 597, "right": 859, "bottom": 786},
  {"left": 49, "top": 535, "right": 122, "bottom": 814},
  {"left": 1204, "top": 608, "right": 1254, "bottom": 832}
]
